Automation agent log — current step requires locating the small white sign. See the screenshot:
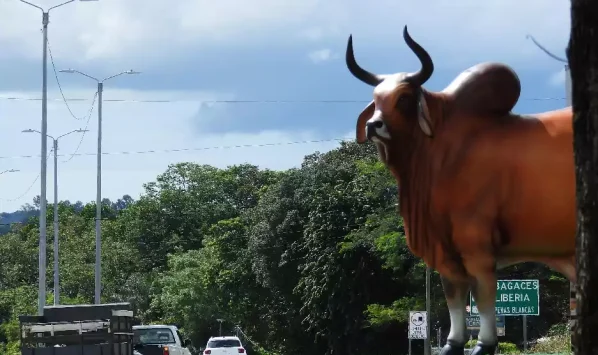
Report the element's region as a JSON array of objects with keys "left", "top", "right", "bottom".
[{"left": 408, "top": 311, "right": 427, "bottom": 339}]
